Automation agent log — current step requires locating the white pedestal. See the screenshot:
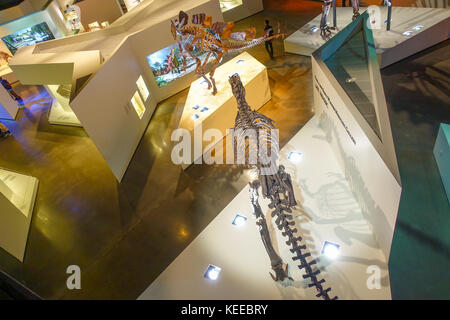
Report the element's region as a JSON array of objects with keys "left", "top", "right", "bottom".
[
  {"left": 139, "top": 116, "right": 392, "bottom": 300},
  {"left": 0, "top": 169, "right": 39, "bottom": 262},
  {"left": 45, "top": 85, "right": 82, "bottom": 127},
  {"left": 178, "top": 52, "right": 271, "bottom": 168},
  {"left": 284, "top": 7, "right": 450, "bottom": 68}
]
